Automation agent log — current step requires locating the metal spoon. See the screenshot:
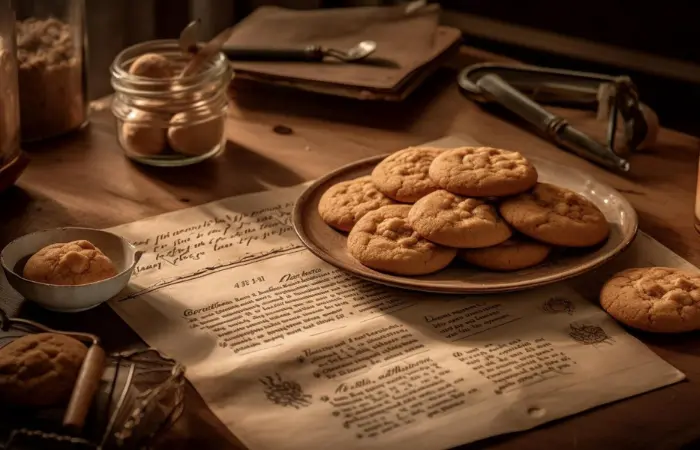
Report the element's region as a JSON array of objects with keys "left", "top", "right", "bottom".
[
  {"left": 327, "top": 40, "right": 377, "bottom": 62},
  {"left": 179, "top": 19, "right": 201, "bottom": 55},
  {"left": 221, "top": 40, "right": 378, "bottom": 63}
]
